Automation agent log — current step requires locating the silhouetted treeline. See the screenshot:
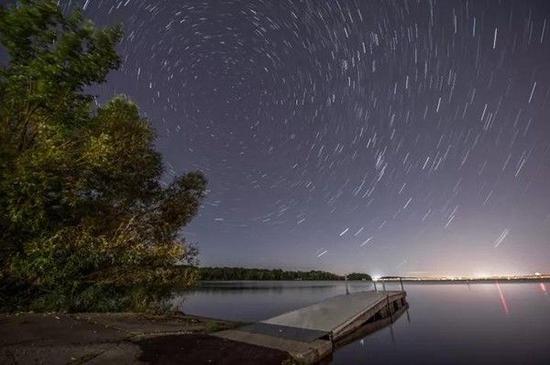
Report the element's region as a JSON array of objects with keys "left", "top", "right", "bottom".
[
  {"left": 347, "top": 273, "right": 373, "bottom": 280},
  {"left": 199, "top": 267, "right": 372, "bottom": 281}
]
